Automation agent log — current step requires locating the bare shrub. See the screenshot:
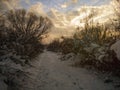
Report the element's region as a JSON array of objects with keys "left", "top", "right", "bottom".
[
  {"left": 47, "top": 39, "right": 61, "bottom": 52},
  {"left": 61, "top": 38, "right": 75, "bottom": 54},
  {"left": 2, "top": 9, "right": 52, "bottom": 59},
  {"left": 47, "top": 37, "right": 76, "bottom": 54},
  {"left": 74, "top": 24, "right": 120, "bottom": 75}
]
